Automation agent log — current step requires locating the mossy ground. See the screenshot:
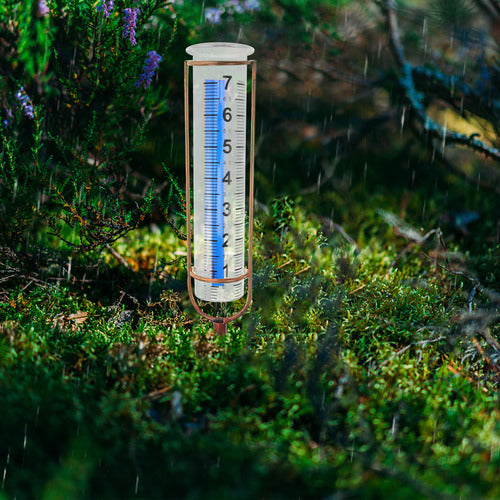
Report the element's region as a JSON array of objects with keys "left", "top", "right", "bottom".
[{"left": 1, "top": 185, "right": 499, "bottom": 498}]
